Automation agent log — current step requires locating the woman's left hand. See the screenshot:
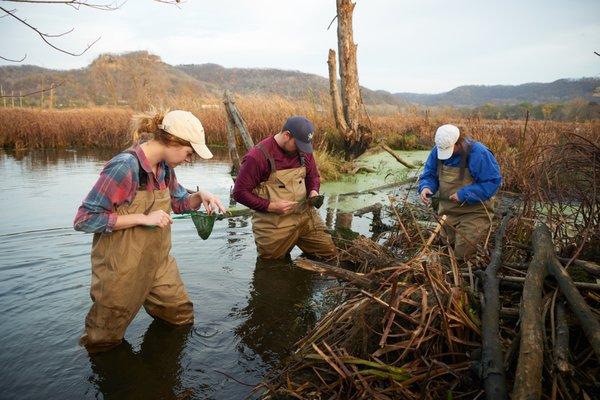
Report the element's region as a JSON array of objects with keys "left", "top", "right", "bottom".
[
  {"left": 449, "top": 193, "right": 460, "bottom": 203},
  {"left": 197, "top": 190, "right": 227, "bottom": 215}
]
